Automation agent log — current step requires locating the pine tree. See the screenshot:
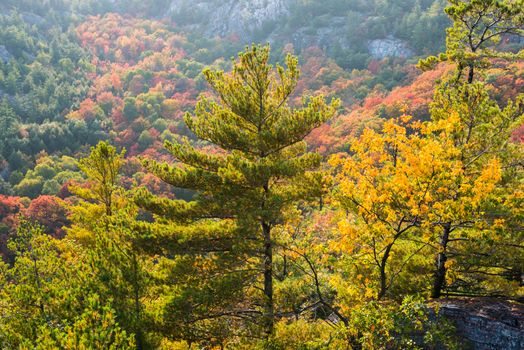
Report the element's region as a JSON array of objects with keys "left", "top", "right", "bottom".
[
  {"left": 67, "top": 141, "right": 149, "bottom": 348},
  {"left": 74, "top": 141, "right": 125, "bottom": 217},
  {"left": 0, "top": 98, "right": 20, "bottom": 161},
  {"left": 0, "top": 220, "right": 134, "bottom": 349},
  {"left": 135, "top": 45, "right": 338, "bottom": 340},
  {"left": 419, "top": 0, "right": 524, "bottom": 83},
  {"left": 417, "top": 0, "right": 524, "bottom": 298}
]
